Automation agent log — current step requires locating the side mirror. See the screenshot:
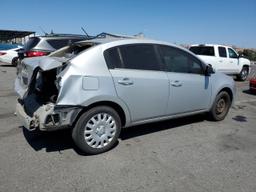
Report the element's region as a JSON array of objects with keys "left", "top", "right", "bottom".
[
  {"left": 205, "top": 64, "right": 214, "bottom": 76},
  {"left": 238, "top": 53, "right": 244, "bottom": 58}
]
